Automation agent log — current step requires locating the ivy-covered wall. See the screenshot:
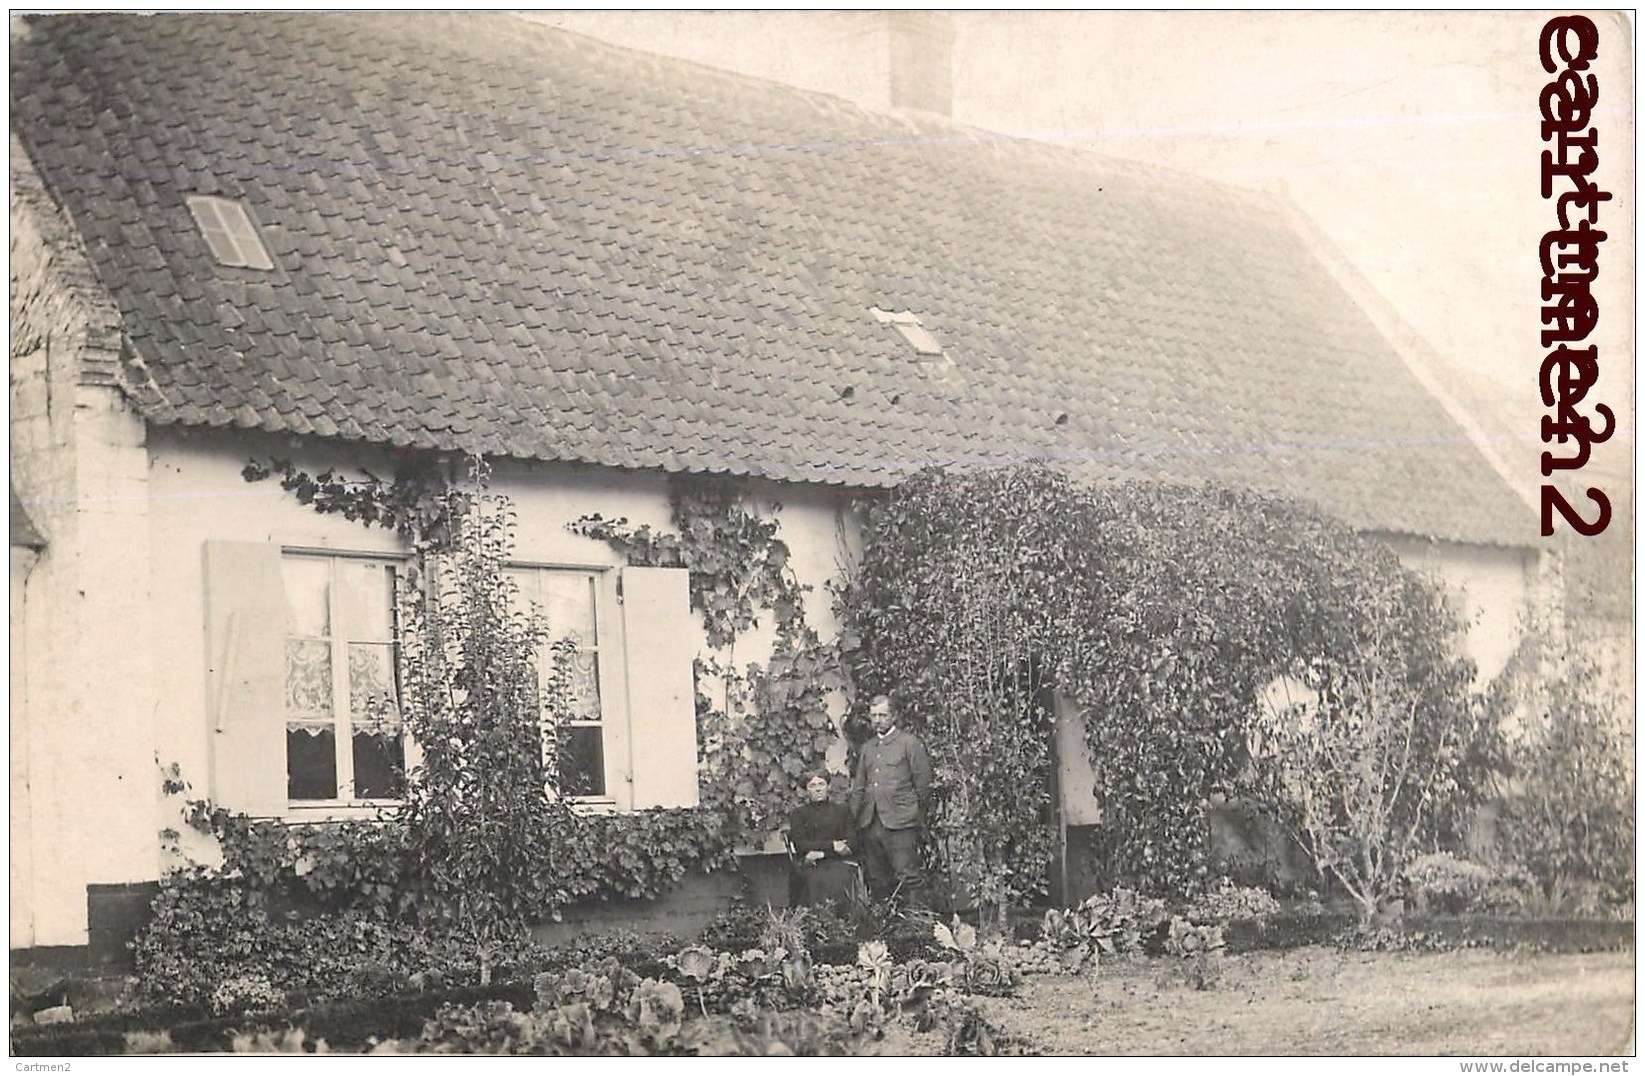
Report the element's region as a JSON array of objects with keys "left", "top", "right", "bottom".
[{"left": 839, "top": 465, "right": 1500, "bottom": 911}]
